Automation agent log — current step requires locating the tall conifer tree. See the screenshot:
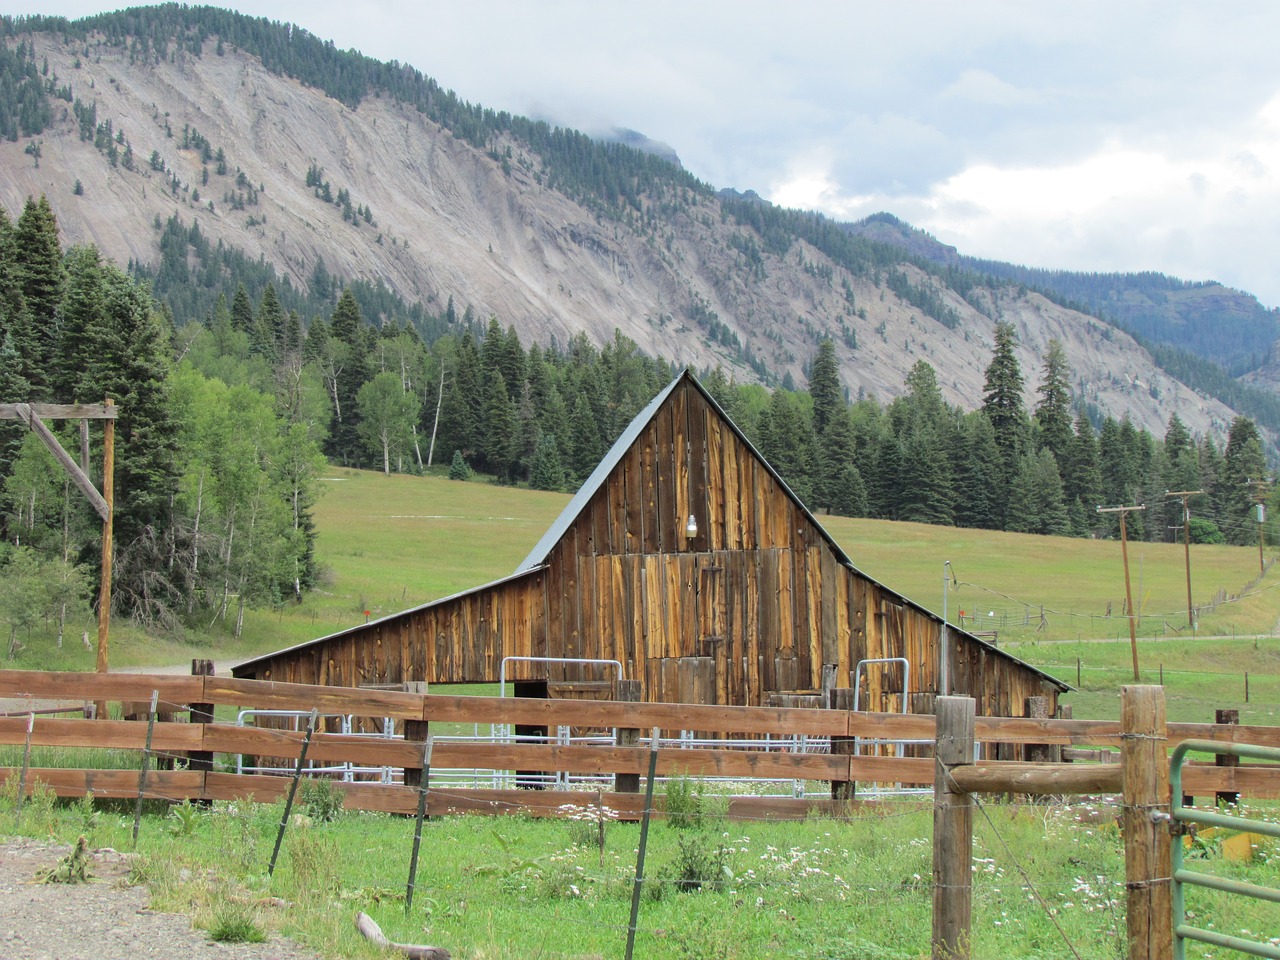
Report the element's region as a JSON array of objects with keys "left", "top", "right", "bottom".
[
  {"left": 1034, "top": 339, "right": 1072, "bottom": 466},
  {"left": 981, "top": 322, "right": 1026, "bottom": 521},
  {"left": 808, "top": 338, "right": 841, "bottom": 438},
  {"left": 323, "top": 289, "right": 371, "bottom": 466},
  {"left": 13, "top": 195, "right": 63, "bottom": 396}
]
